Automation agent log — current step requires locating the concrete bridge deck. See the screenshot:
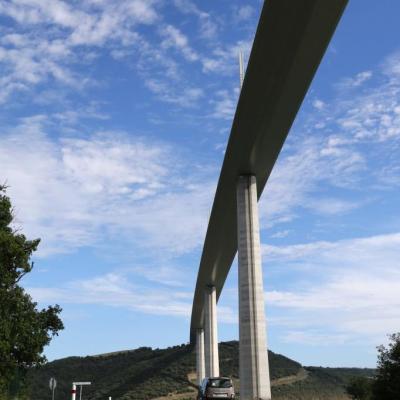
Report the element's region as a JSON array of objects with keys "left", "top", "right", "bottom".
[{"left": 190, "top": 0, "right": 348, "bottom": 342}]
